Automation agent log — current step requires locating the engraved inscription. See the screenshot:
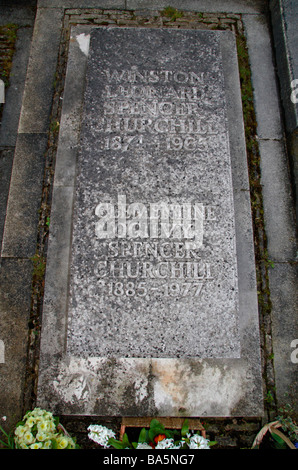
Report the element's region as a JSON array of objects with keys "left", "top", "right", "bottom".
[
  {"left": 67, "top": 29, "right": 240, "bottom": 358},
  {"left": 93, "top": 195, "right": 215, "bottom": 298},
  {"left": 98, "top": 67, "right": 222, "bottom": 153}
]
